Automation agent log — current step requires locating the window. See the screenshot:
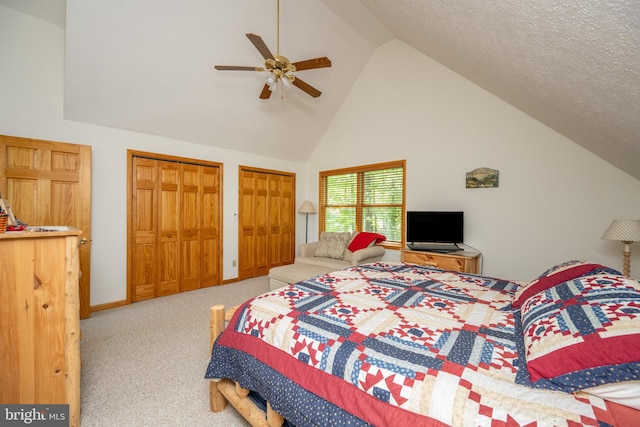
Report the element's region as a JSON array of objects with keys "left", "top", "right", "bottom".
[{"left": 319, "top": 160, "right": 405, "bottom": 248}]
